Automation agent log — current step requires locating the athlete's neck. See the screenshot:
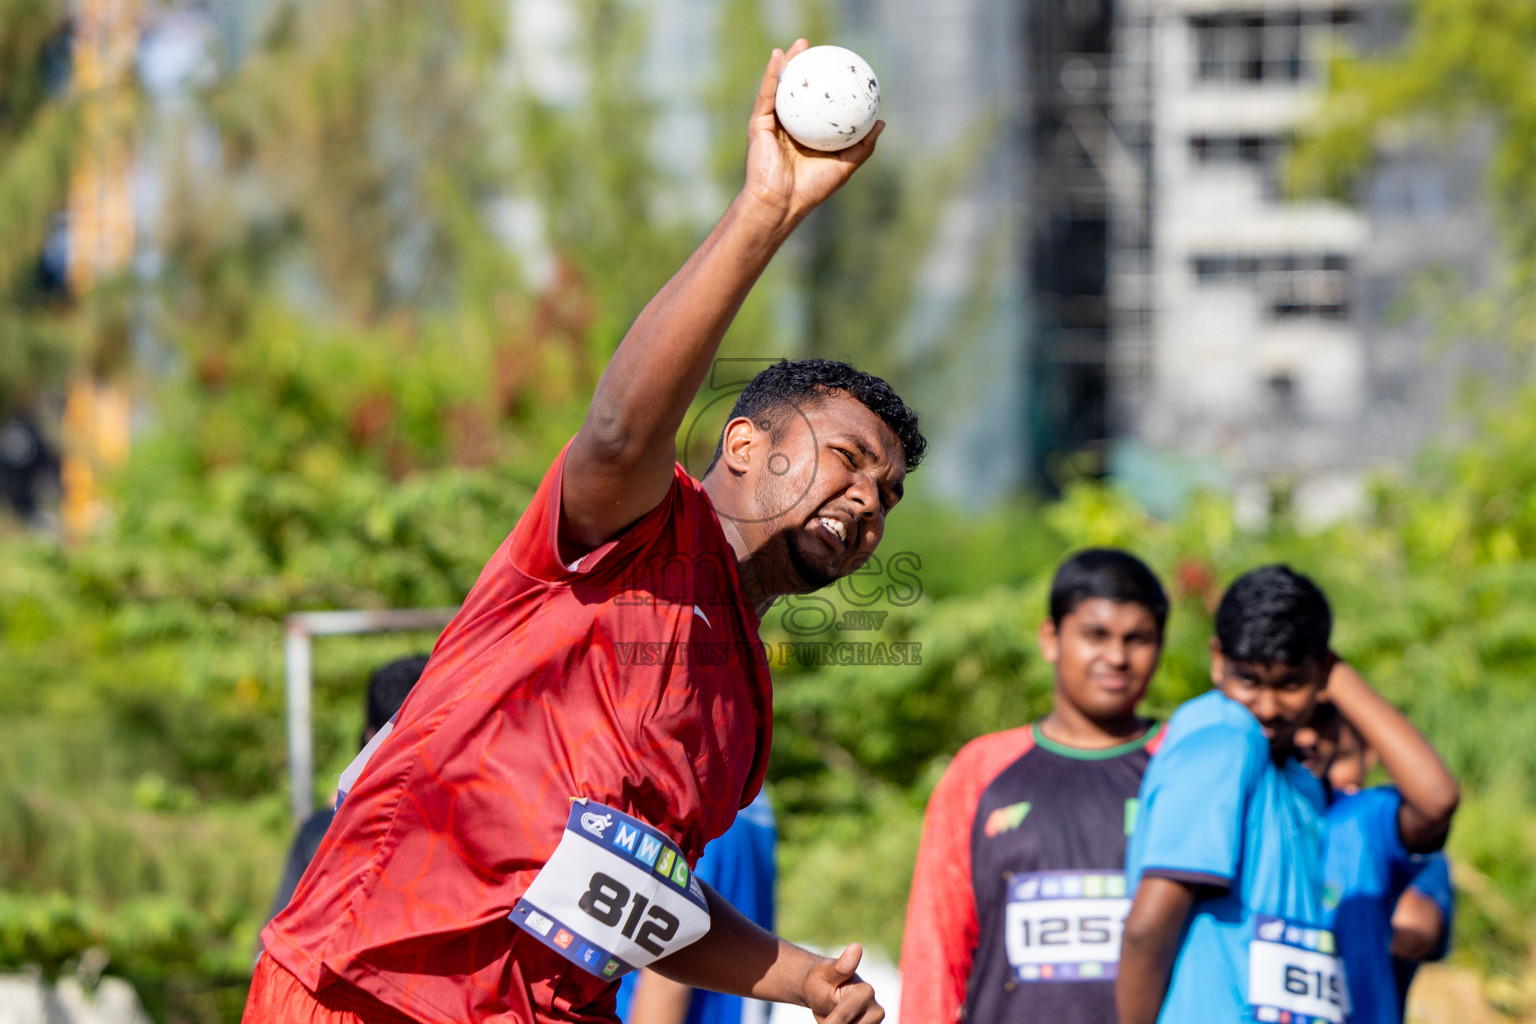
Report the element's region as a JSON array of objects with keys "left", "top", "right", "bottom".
[
  {"left": 705, "top": 488, "right": 777, "bottom": 617},
  {"left": 1038, "top": 704, "right": 1149, "bottom": 751}
]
